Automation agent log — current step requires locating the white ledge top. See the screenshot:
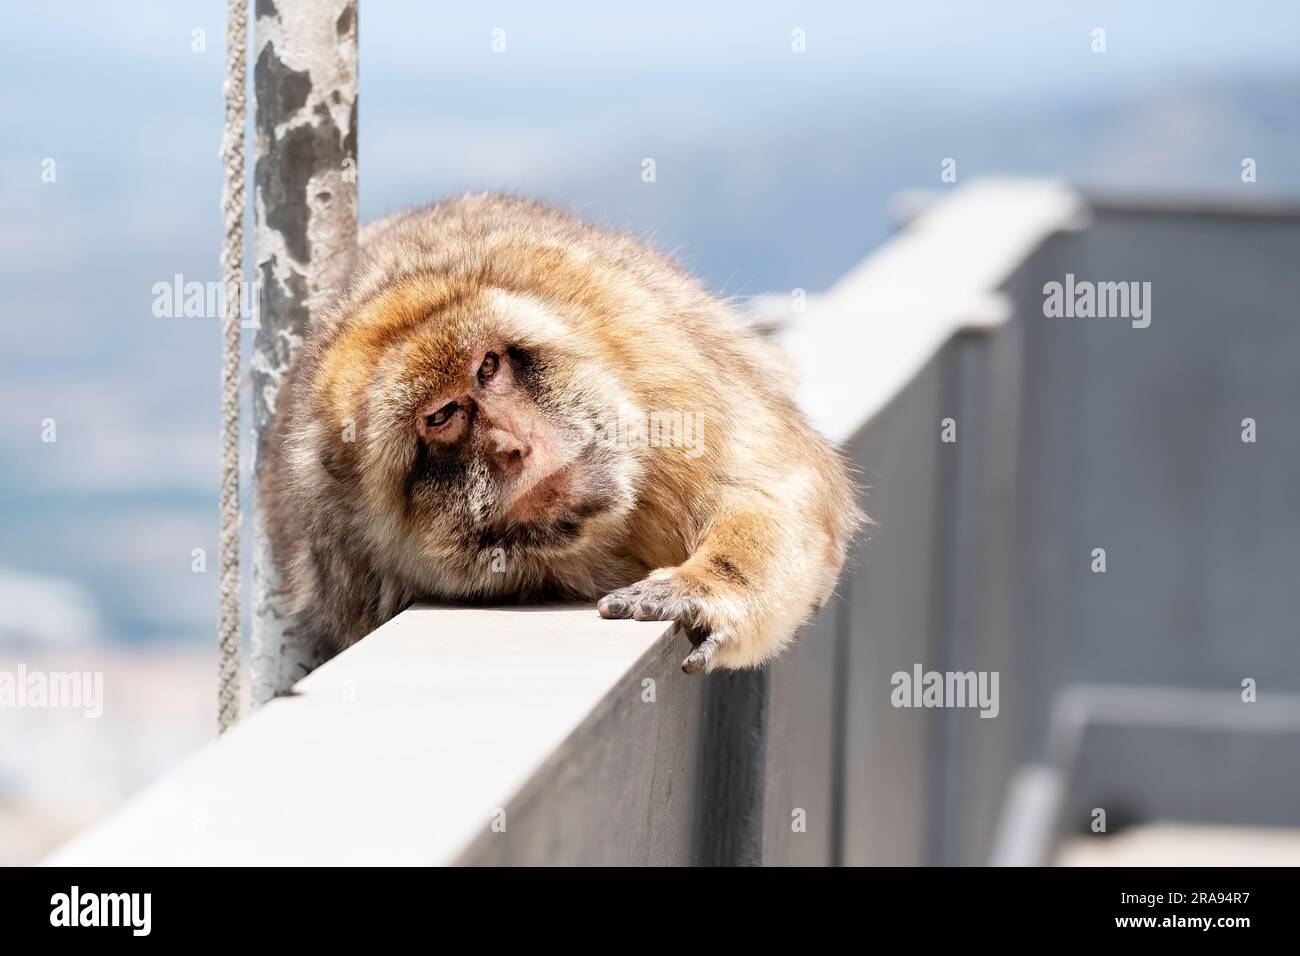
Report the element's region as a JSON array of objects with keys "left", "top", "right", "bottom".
[
  {"left": 46, "top": 605, "right": 673, "bottom": 866},
  {"left": 779, "top": 178, "right": 1086, "bottom": 443}
]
